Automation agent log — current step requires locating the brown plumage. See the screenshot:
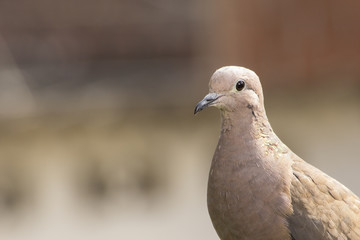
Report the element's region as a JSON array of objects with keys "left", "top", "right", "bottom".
[{"left": 194, "top": 66, "right": 360, "bottom": 240}]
